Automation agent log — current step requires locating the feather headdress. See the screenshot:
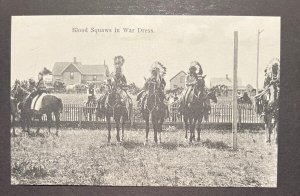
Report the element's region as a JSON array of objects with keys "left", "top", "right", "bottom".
[
  {"left": 114, "top": 55, "right": 125, "bottom": 68},
  {"left": 151, "top": 61, "right": 167, "bottom": 77}
]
